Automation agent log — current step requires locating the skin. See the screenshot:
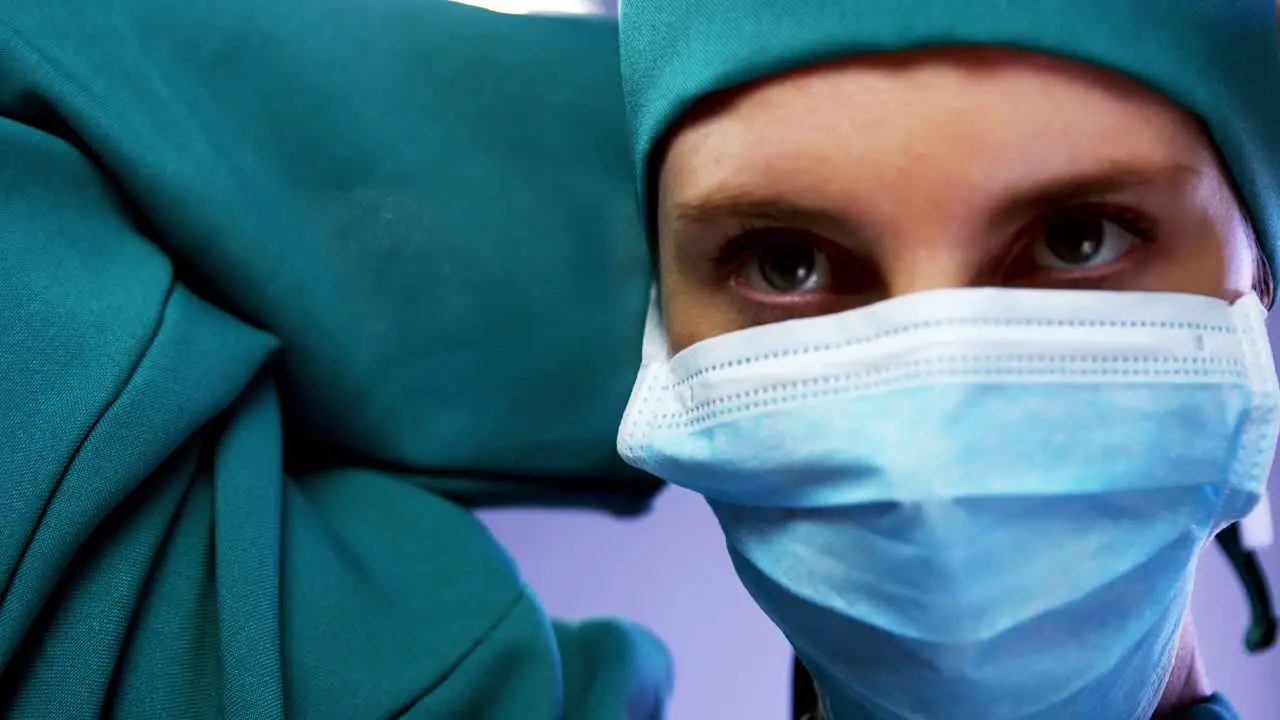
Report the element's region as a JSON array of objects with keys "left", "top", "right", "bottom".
[{"left": 654, "top": 48, "right": 1267, "bottom": 717}]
